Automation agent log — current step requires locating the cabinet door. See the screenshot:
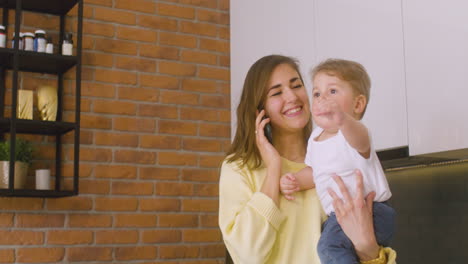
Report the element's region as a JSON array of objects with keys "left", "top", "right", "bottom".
[
  {"left": 230, "top": 0, "right": 316, "bottom": 138},
  {"left": 403, "top": 0, "right": 468, "bottom": 155},
  {"left": 314, "top": 0, "right": 408, "bottom": 151}
]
